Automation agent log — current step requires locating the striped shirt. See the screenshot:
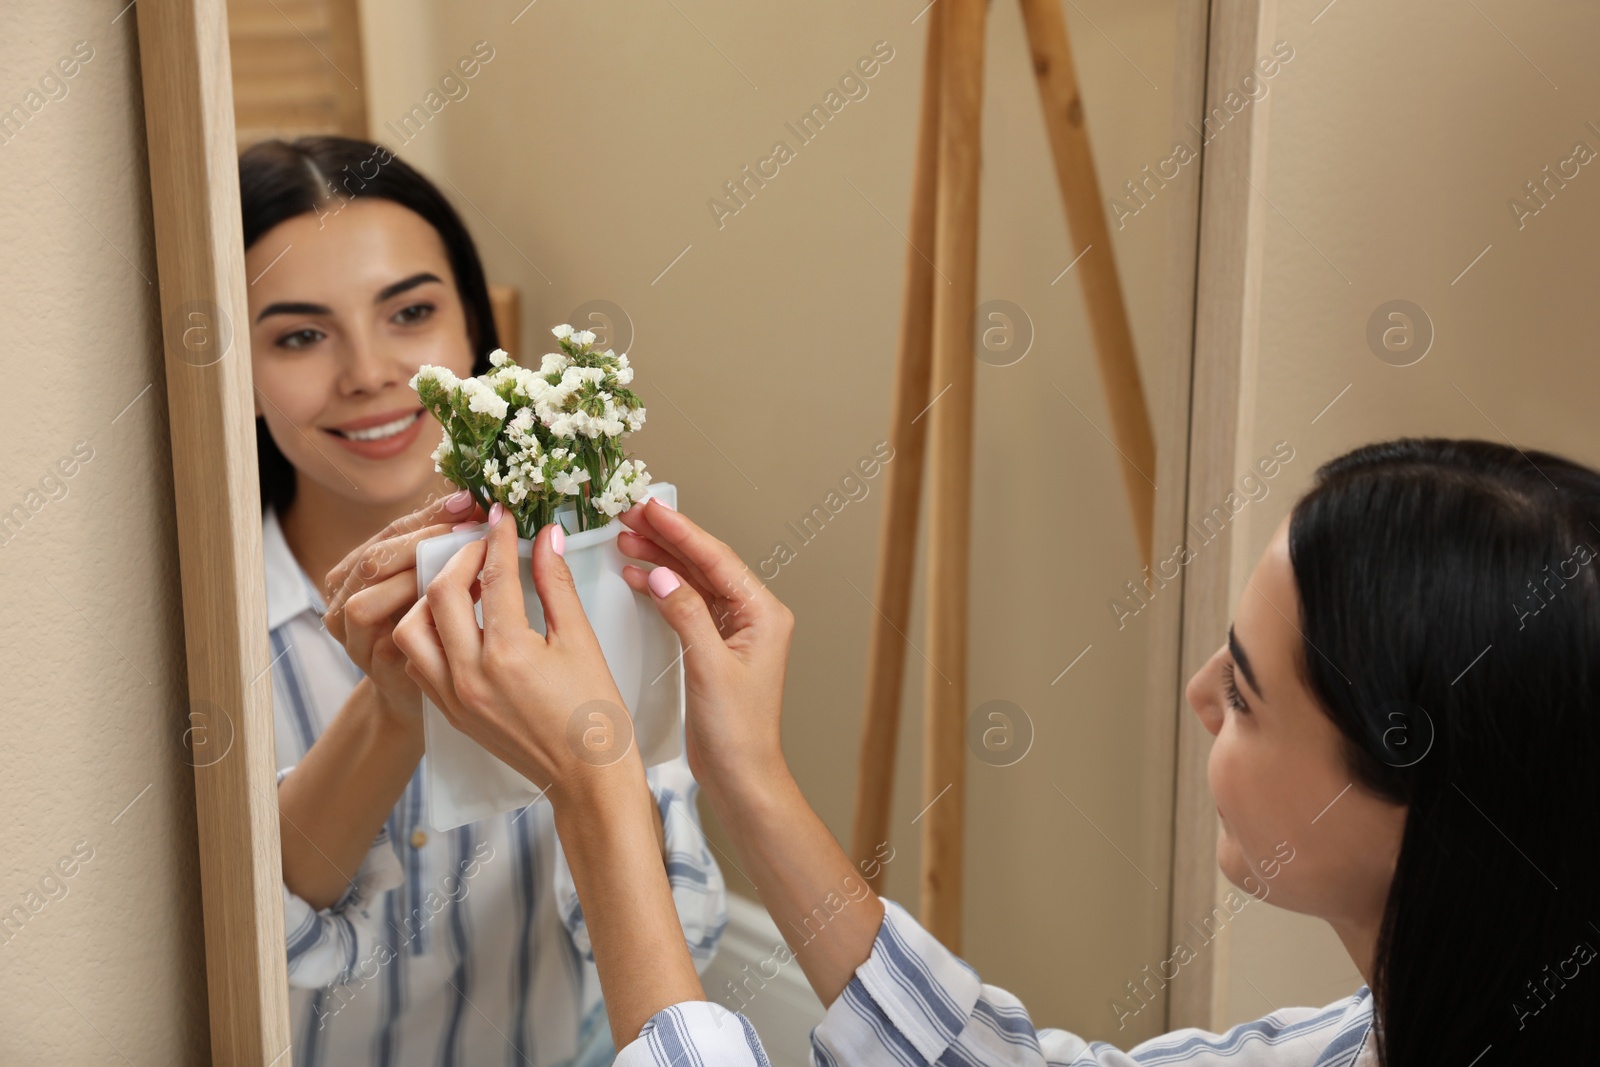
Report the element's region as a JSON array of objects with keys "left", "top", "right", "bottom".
[
  {"left": 264, "top": 507, "right": 727, "bottom": 1067},
  {"left": 614, "top": 899, "right": 1376, "bottom": 1067}
]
